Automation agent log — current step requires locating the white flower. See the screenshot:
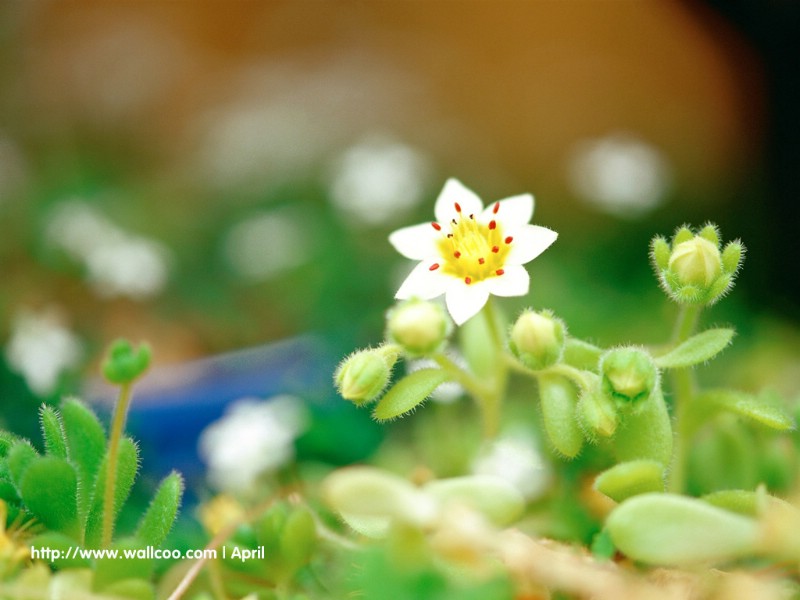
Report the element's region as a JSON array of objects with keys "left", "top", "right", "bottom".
[
  {"left": 4, "top": 307, "right": 82, "bottom": 396},
  {"left": 389, "top": 179, "right": 558, "bottom": 325},
  {"left": 198, "top": 396, "right": 307, "bottom": 493}
]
